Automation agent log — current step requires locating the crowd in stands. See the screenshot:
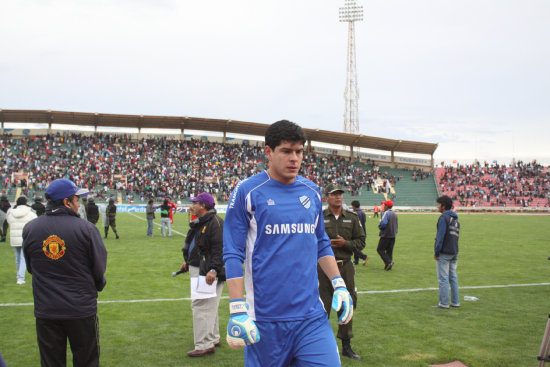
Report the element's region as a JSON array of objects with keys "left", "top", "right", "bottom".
[
  {"left": 2, "top": 132, "right": 548, "bottom": 208},
  {"left": 0, "top": 133, "right": 265, "bottom": 203},
  {"left": 1, "top": 133, "right": 395, "bottom": 203},
  {"left": 437, "top": 161, "right": 550, "bottom": 207},
  {"left": 300, "top": 155, "right": 400, "bottom": 197}
]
